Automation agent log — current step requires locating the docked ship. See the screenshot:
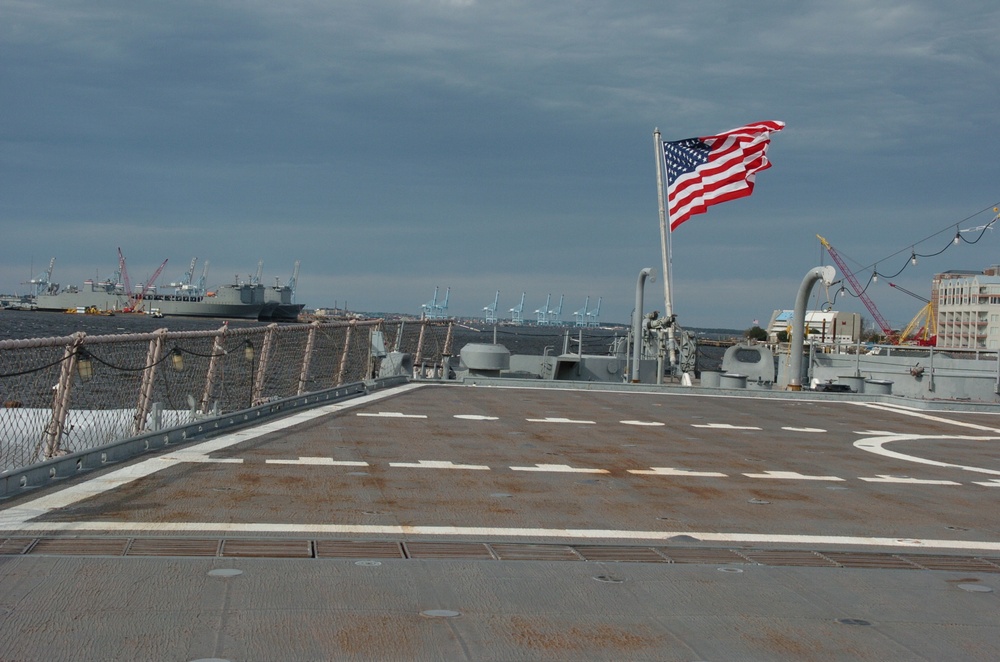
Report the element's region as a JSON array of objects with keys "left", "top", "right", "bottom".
[{"left": 32, "top": 256, "right": 303, "bottom": 321}]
